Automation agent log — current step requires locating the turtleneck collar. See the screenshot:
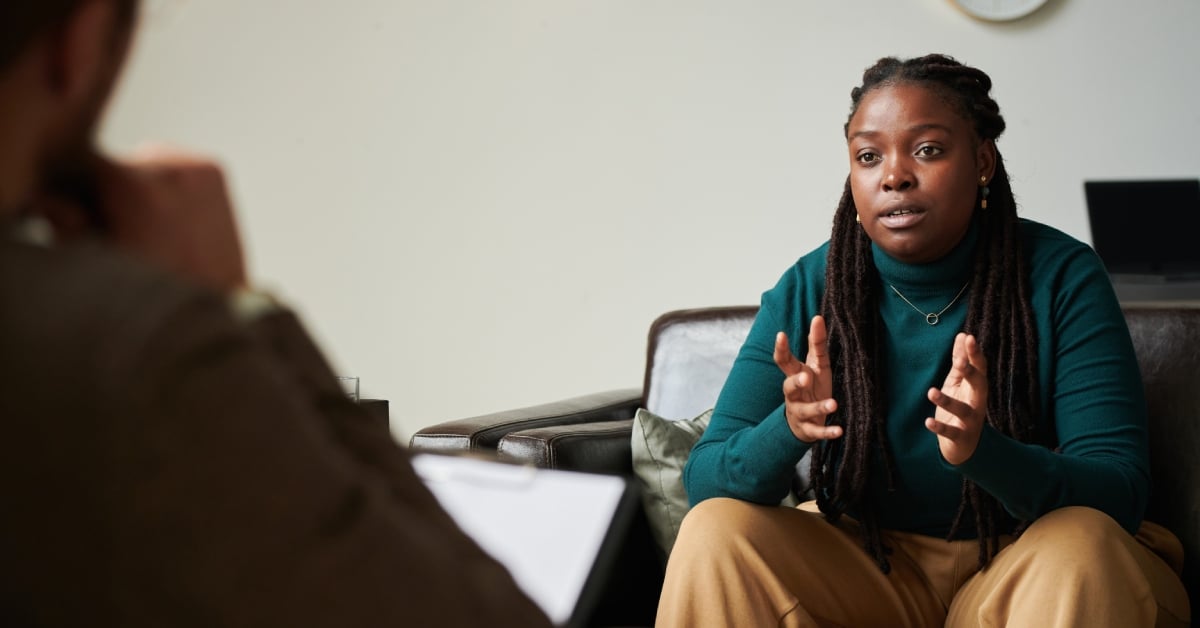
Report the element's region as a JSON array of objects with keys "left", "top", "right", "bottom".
[{"left": 870, "top": 217, "right": 979, "bottom": 290}]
